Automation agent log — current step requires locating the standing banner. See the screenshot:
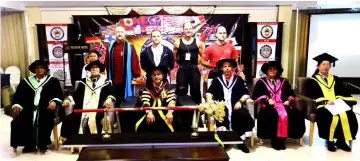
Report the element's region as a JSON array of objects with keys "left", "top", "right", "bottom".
[
  {"left": 256, "top": 22, "right": 278, "bottom": 77},
  {"left": 45, "top": 24, "right": 72, "bottom": 86},
  {"left": 257, "top": 22, "right": 277, "bottom": 61}
]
